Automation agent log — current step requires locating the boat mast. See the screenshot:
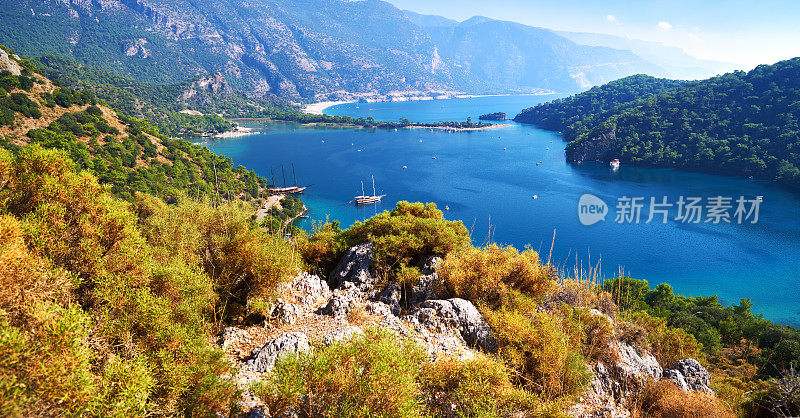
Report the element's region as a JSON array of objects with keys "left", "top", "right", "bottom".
[
  {"left": 292, "top": 163, "right": 297, "bottom": 187},
  {"left": 270, "top": 168, "right": 275, "bottom": 187},
  {"left": 372, "top": 175, "right": 376, "bottom": 197},
  {"left": 281, "top": 165, "right": 287, "bottom": 187},
  {"left": 361, "top": 181, "right": 365, "bottom": 197}
]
